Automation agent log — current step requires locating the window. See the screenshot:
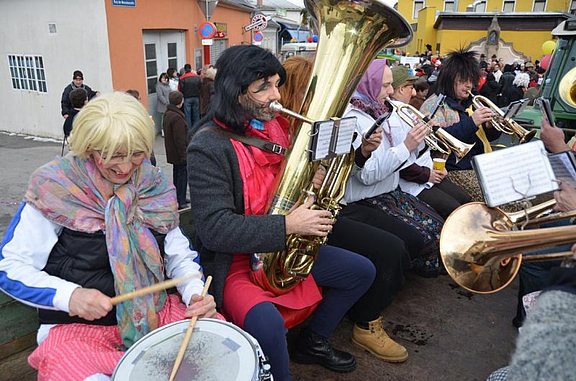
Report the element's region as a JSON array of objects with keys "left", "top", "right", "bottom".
[
  {"left": 502, "top": 0, "right": 515, "bottom": 12},
  {"left": 476, "top": 0, "right": 487, "bottom": 11},
  {"left": 533, "top": 0, "right": 546, "bottom": 11},
  {"left": 413, "top": 0, "right": 425, "bottom": 19},
  {"left": 8, "top": 54, "right": 47, "bottom": 92},
  {"left": 444, "top": 0, "right": 455, "bottom": 11},
  {"left": 144, "top": 43, "right": 157, "bottom": 95},
  {"left": 167, "top": 42, "right": 177, "bottom": 71}
]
